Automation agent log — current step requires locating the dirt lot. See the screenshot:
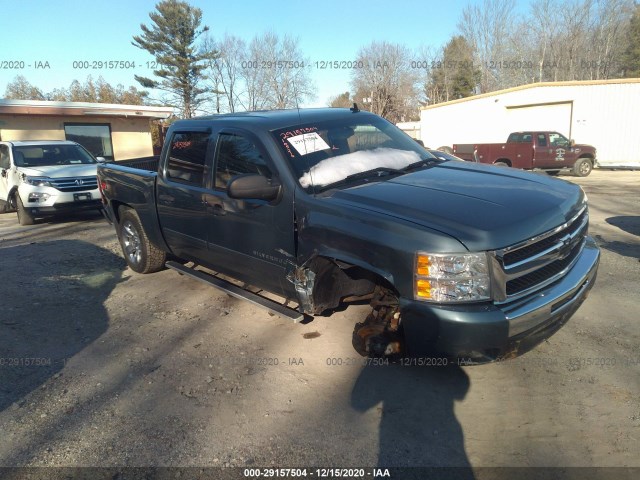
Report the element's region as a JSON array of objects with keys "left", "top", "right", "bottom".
[{"left": 0, "top": 170, "right": 638, "bottom": 477}]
